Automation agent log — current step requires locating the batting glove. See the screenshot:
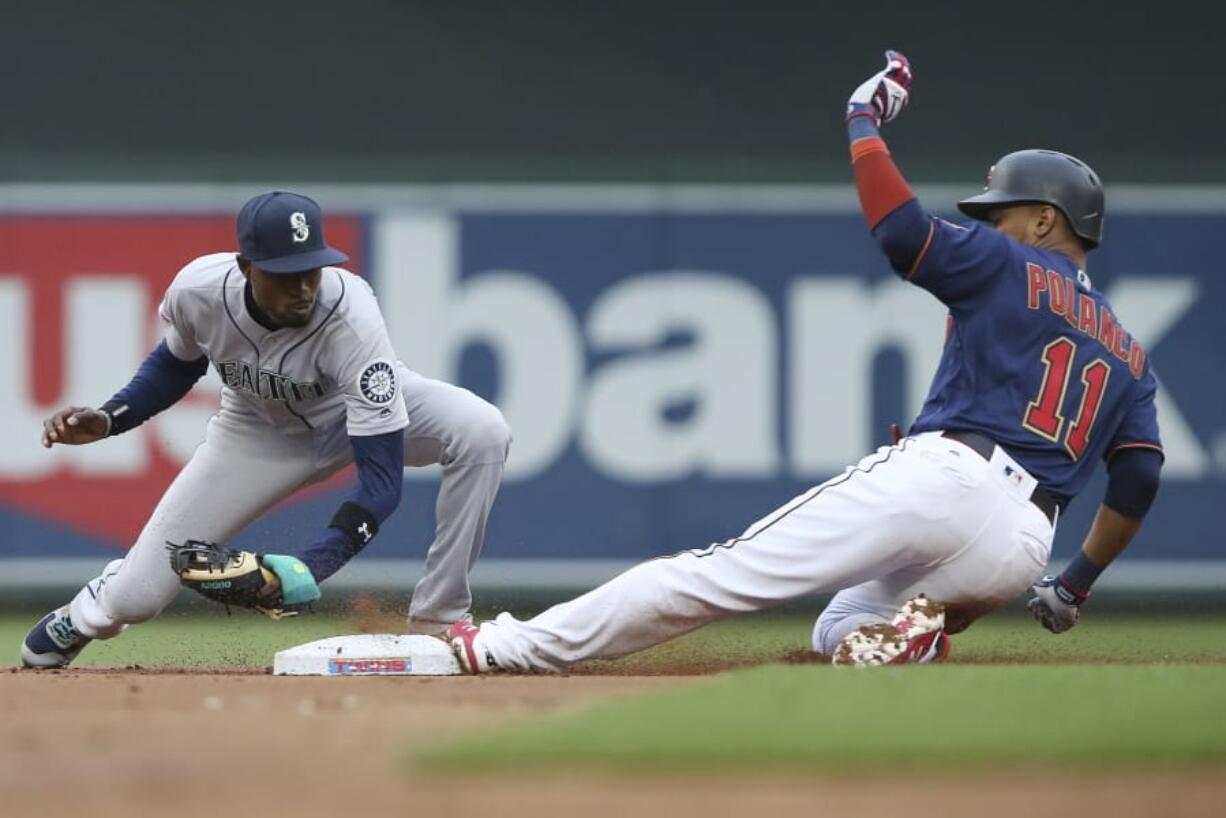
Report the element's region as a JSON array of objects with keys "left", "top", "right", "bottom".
[
  {"left": 1027, "top": 574, "right": 1088, "bottom": 634},
  {"left": 846, "top": 50, "right": 912, "bottom": 126}
]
